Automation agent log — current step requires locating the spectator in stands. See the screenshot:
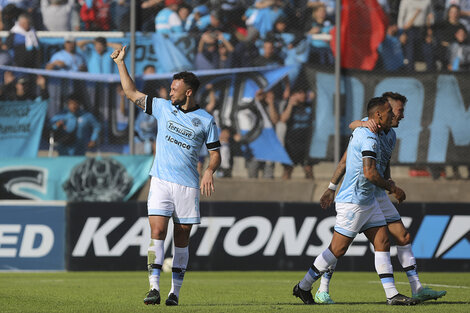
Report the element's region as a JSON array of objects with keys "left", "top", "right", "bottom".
[
  {"left": 184, "top": 4, "right": 209, "bottom": 32},
  {"left": 177, "top": 2, "right": 191, "bottom": 30},
  {"left": 139, "top": 0, "right": 163, "bottom": 32},
  {"left": 50, "top": 93, "right": 101, "bottom": 156},
  {"left": 155, "top": 0, "right": 183, "bottom": 34},
  {"left": 193, "top": 9, "right": 224, "bottom": 34},
  {"left": 216, "top": 126, "right": 242, "bottom": 178},
  {"left": 133, "top": 64, "right": 163, "bottom": 155},
  {"left": 245, "top": 88, "right": 280, "bottom": 179},
  {"left": 1, "top": 3, "right": 22, "bottom": 31},
  {"left": 397, "top": 0, "right": 435, "bottom": 71},
  {"left": 45, "top": 35, "right": 87, "bottom": 71},
  {"left": 110, "top": 0, "right": 130, "bottom": 31},
  {"left": 252, "top": 38, "right": 284, "bottom": 66},
  {"left": 5, "top": 13, "right": 41, "bottom": 68},
  {"left": 246, "top": 0, "right": 286, "bottom": 38},
  {"left": 0, "top": 70, "right": 17, "bottom": 100},
  {"left": 195, "top": 30, "right": 234, "bottom": 69},
  {"left": 448, "top": 26, "right": 470, "bottom": 70},
  {"left": 434, "top": 4, "right": 467, "bottom": 69},
  {"left": 377, "top": 22, "right": 405, "bottom": 71},
  {"left": 79, "top": 0, "right": 112, "bottom": 31},
  {"left": 447, "top": 0, "right": 470, "bottom": 32},
  {"left": 77, "top": 37, "right": 122, "bottom": 73},
  {"left": 307, "top": 0, "right": 335, "bottom": 21},
  {"left": 41, "top": 0, "right": 79, "bottom": 31},
  {"left": 306, "top": 2, "right": 334, "bottom": 65},
  {"left": 0, "top": 74, "right": 48, "bottom": 101},
  {"left": 280, "top": 86, "right": 315, "bottom": 180},
  {"left": 0, "top": 43, "right": 13, "bottom": 65}
]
